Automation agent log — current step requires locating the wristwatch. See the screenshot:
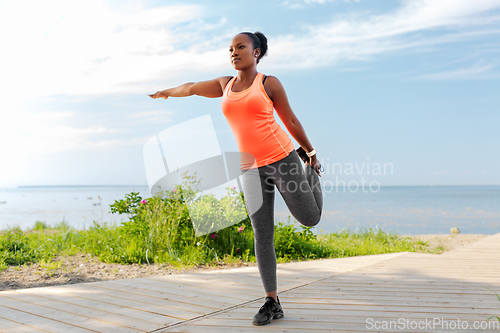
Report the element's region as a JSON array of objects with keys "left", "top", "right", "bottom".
[{"left": 306, "top": 148, "right": 316, "bottom": 157}]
